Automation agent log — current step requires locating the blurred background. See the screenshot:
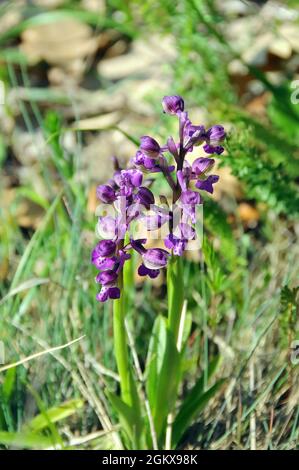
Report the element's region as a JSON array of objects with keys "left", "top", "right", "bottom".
[{"left": 0, "top": 0, "right": 299, "bottom": 450}]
